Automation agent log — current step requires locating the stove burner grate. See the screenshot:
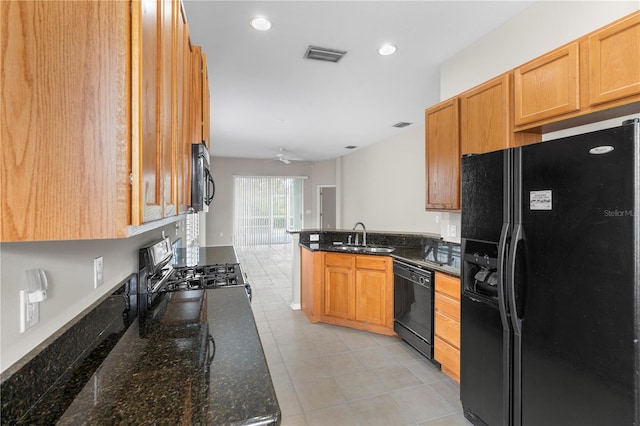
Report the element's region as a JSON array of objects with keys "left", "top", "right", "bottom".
[{"left": 158, "top": 263, "right": 243, "bottom": 292}]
